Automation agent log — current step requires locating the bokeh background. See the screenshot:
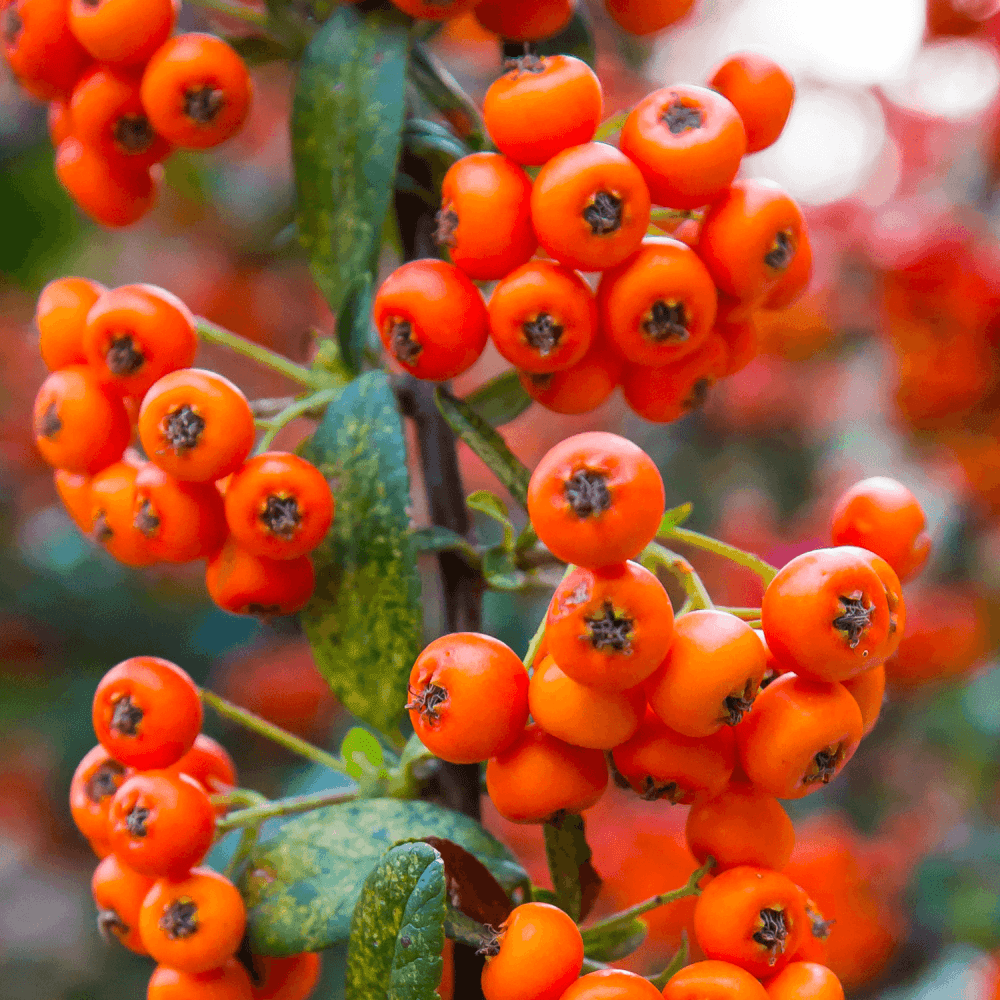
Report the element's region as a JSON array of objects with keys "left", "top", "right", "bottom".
[{"left": 4, "top": 0, "right": 1000, "bottom": 996}]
